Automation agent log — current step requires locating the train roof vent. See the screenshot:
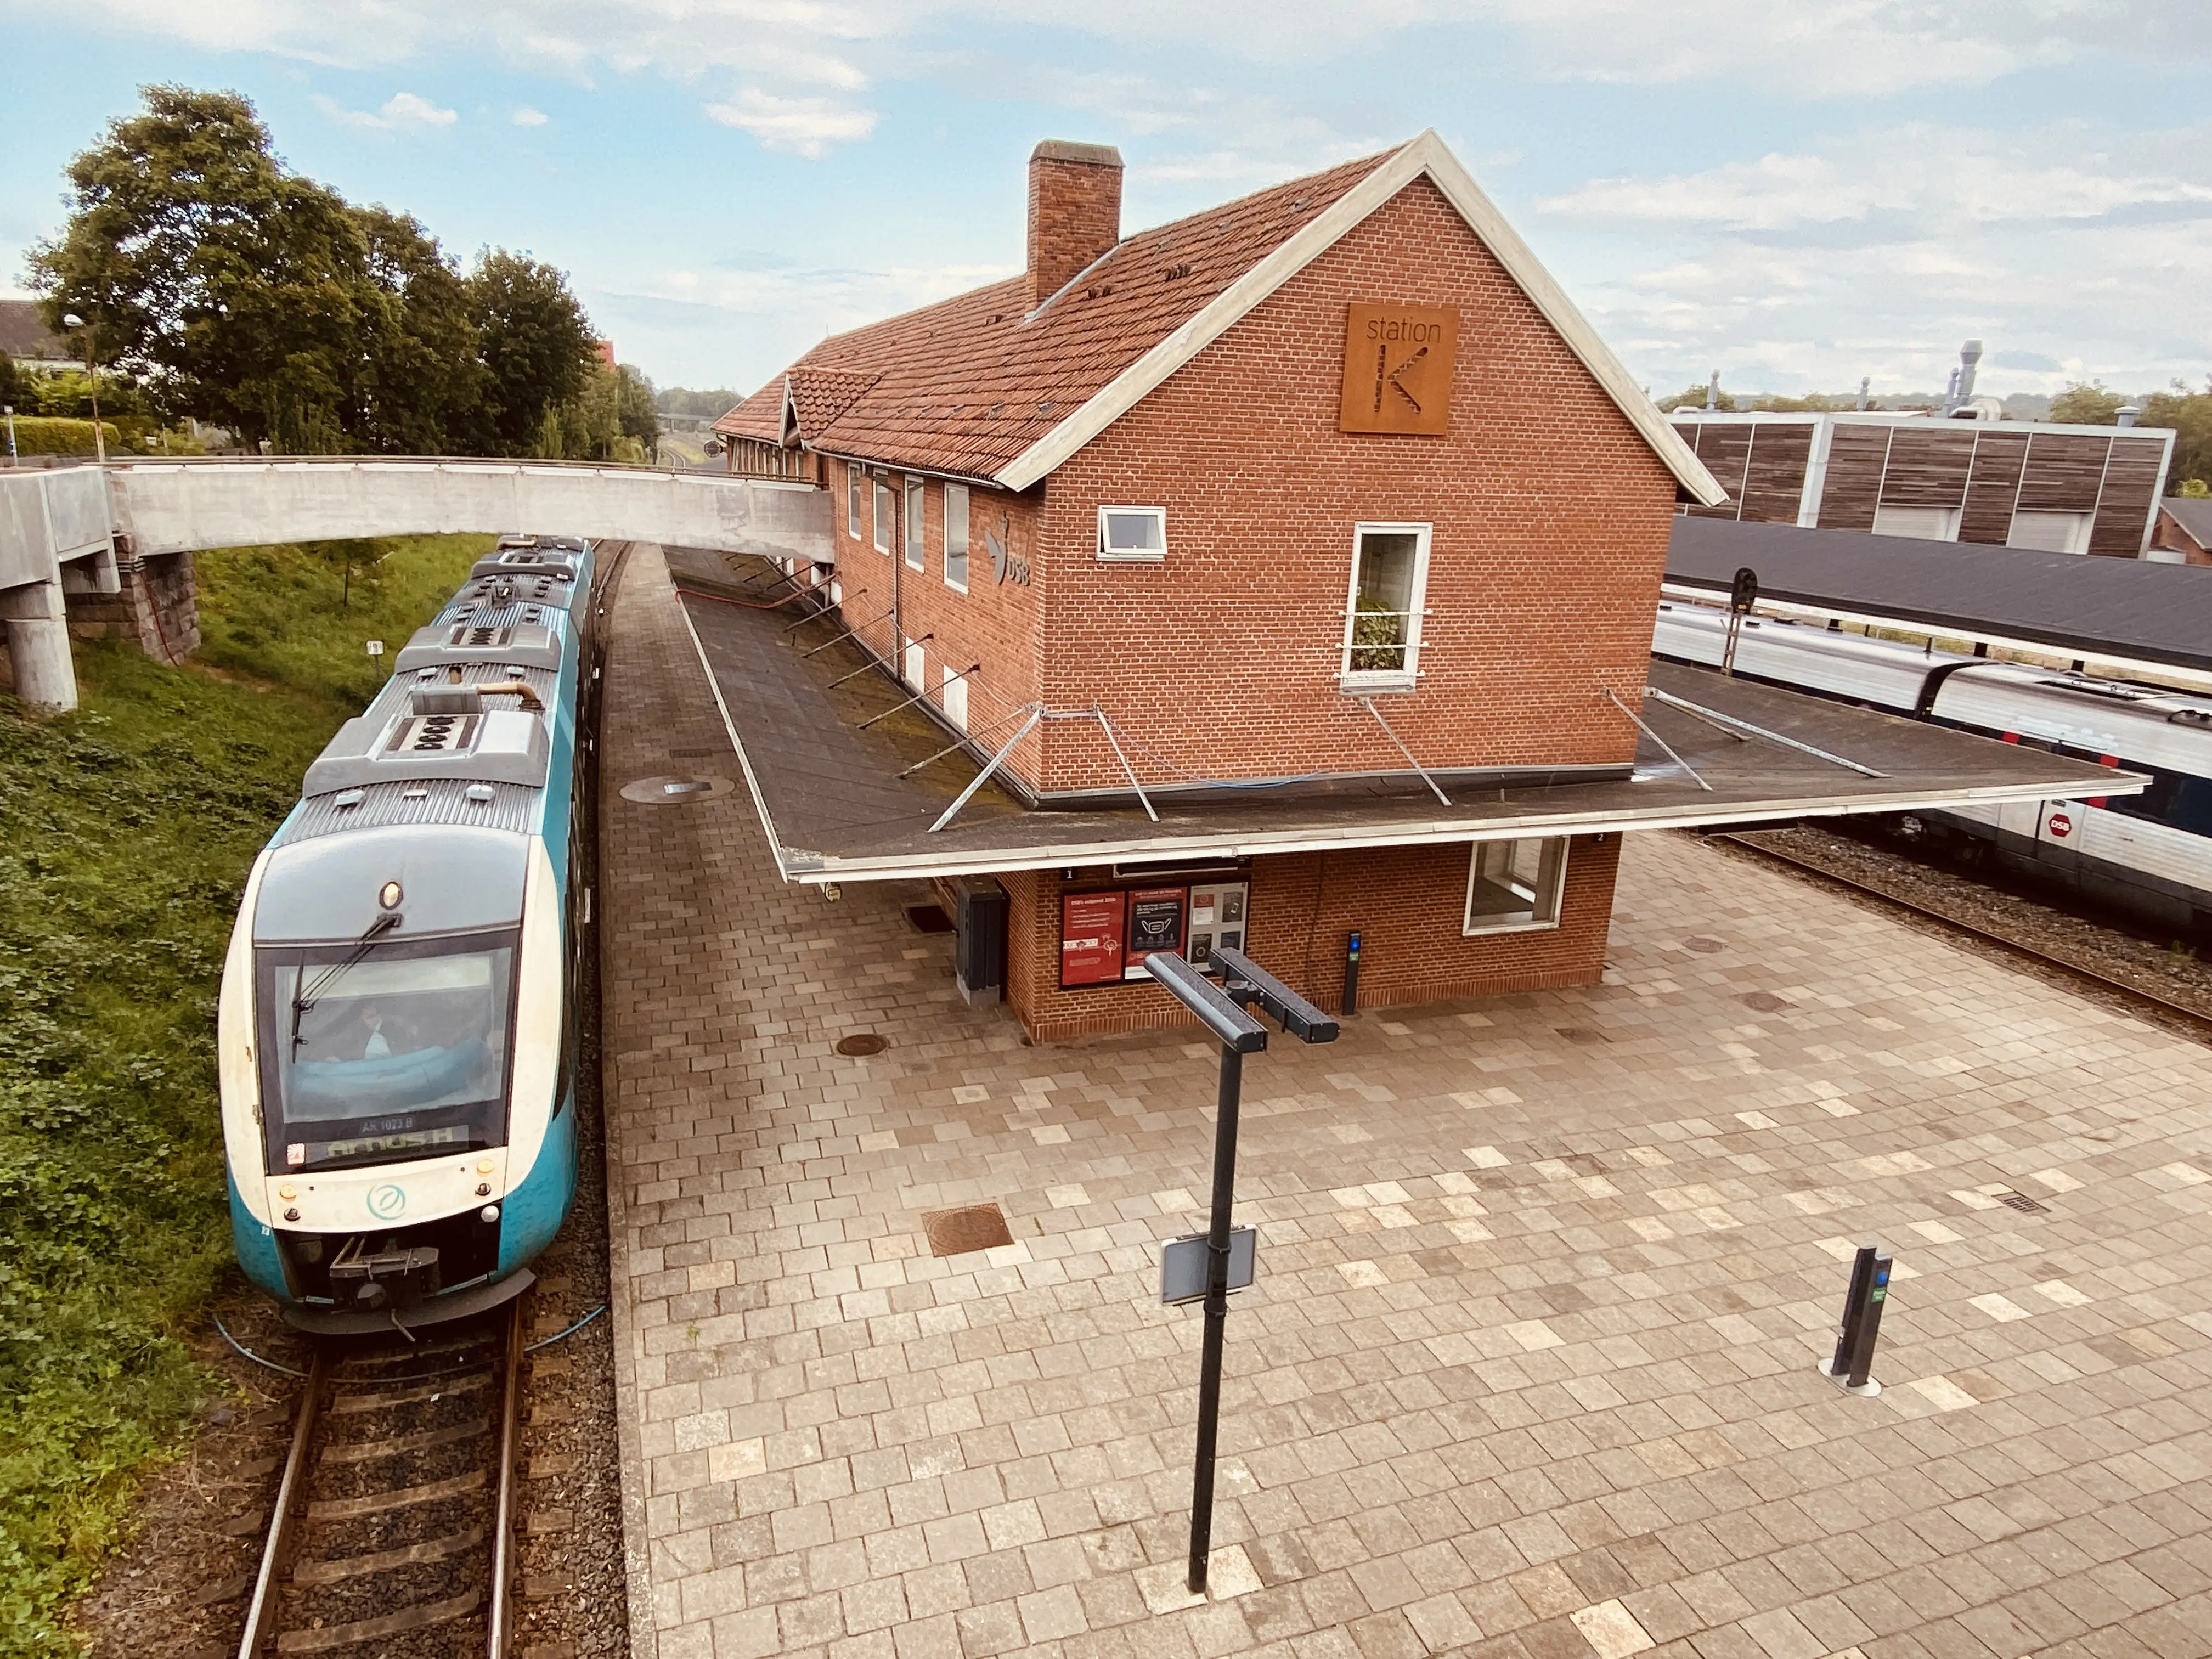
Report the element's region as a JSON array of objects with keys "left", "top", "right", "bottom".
[
  {"left": 393, "top": 621, "right": 560, "bottom": 673},
  {"left": 302, "top": 706, "right": 551, "bottom": 797},
  {"left": 2041, "top": 679, "right": 2151, "bottom": 702},
  {"left": 2168, "top": 708, "right": 2212, "bottom": 727}
]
